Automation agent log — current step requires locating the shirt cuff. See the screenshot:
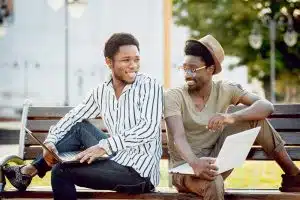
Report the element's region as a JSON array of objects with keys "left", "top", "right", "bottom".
[{"left": 98, "top": 139, "right": 113, "bottom": 155}]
